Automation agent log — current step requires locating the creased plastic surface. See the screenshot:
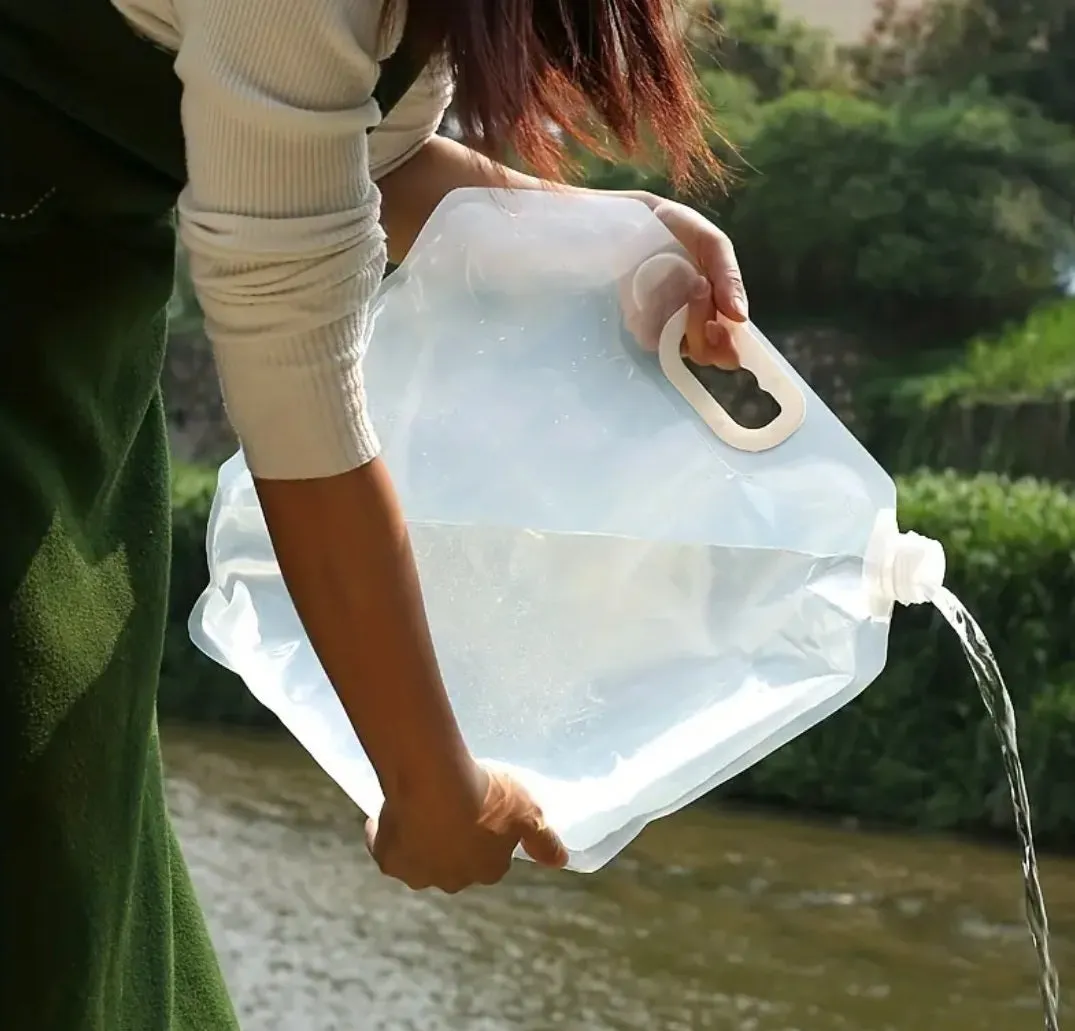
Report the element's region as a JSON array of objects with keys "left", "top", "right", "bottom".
[{"left": 190, "top": 188, "right": 898, "bottom": 872}]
